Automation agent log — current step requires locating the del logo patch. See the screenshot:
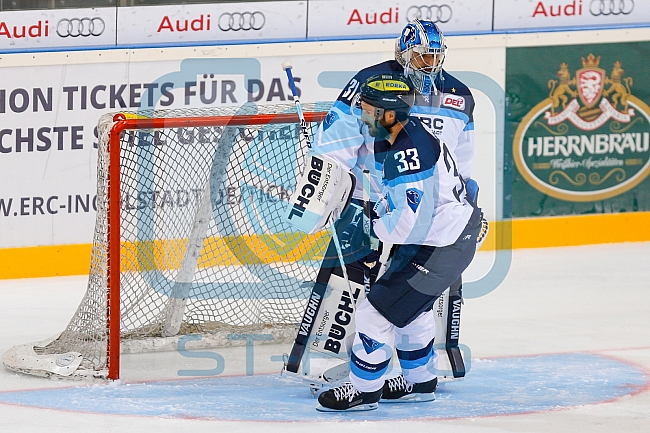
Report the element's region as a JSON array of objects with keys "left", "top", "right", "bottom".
[
  {"left": 359, "top": 333, "right": 384, "bottom": 354},
  {"left": 443, "top": 95, "right": 465, "bottom": 111},
  {"left": 406, "top": 188, "right": 423, "bottom": 213}
]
